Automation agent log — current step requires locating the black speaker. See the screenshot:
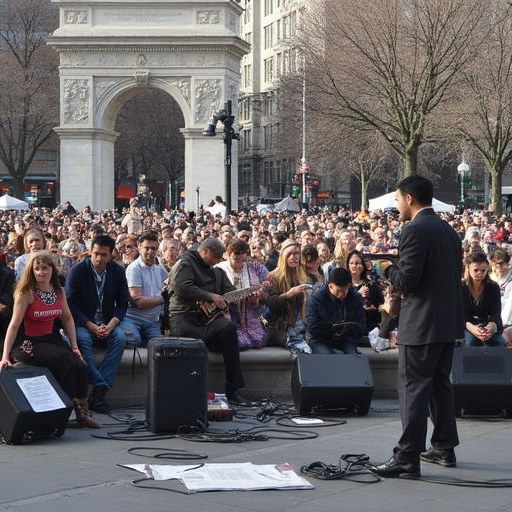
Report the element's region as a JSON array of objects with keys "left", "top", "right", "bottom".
[
  {"left": 451, "top": 347, "right": 512, "bottom": 417},
  {"left": 0, "top": 366, "right": 73, "bottom": 444},
  {"left": 291, "top": 354, "right": 374, "bottom": 416},
  {"left": 147, "top": 337, "right": 208, "bottom": 433}
]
